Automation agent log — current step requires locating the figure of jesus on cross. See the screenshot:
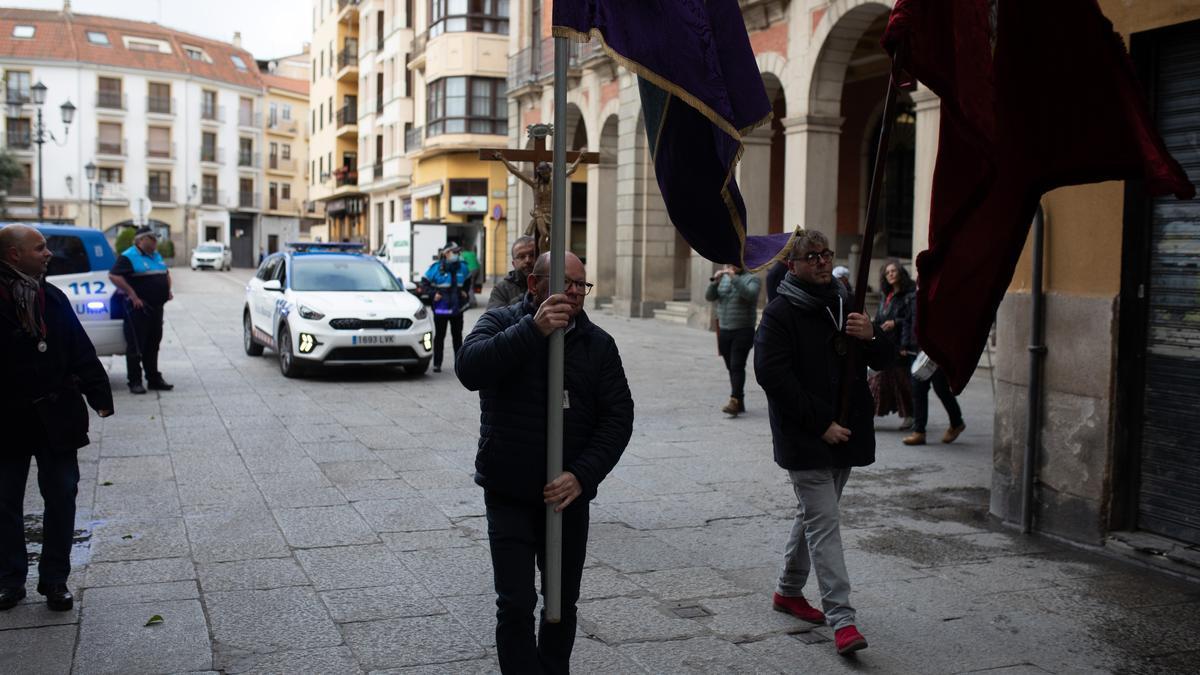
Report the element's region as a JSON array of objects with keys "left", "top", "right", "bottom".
[{"left": 479, "top": 124, "right": 599, "bottom": 254}]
